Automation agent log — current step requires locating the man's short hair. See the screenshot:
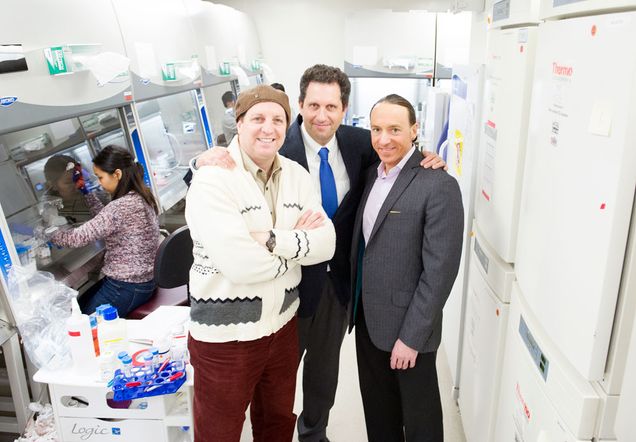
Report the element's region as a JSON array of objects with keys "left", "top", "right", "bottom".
[
  {"left": 221, "top": 91, "right": 236, "bottom": 108},
  {"left": 299, "top": 64, "right": 351, "bottom": 108},
  {"left": 270, "top": 82, "right": 285, "bottom": 92}
]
